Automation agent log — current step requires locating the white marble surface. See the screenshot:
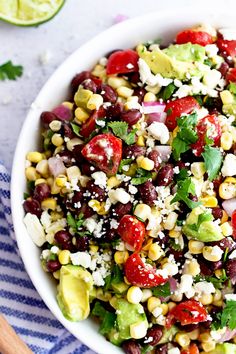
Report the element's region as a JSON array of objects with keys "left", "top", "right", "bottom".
[{"left": 1, "top": 0, "right": 236, "bottom": 171}]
